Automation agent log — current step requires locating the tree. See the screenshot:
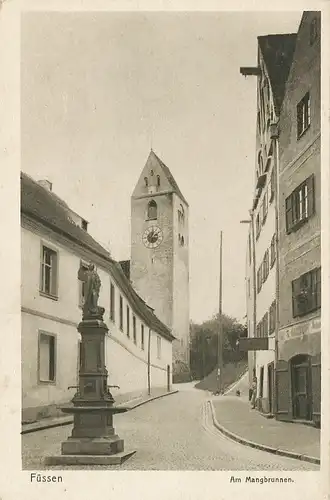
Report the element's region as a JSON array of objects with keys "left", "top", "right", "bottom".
[{"left": 189, "top": 314, "right": 247, "bottom": 380}]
